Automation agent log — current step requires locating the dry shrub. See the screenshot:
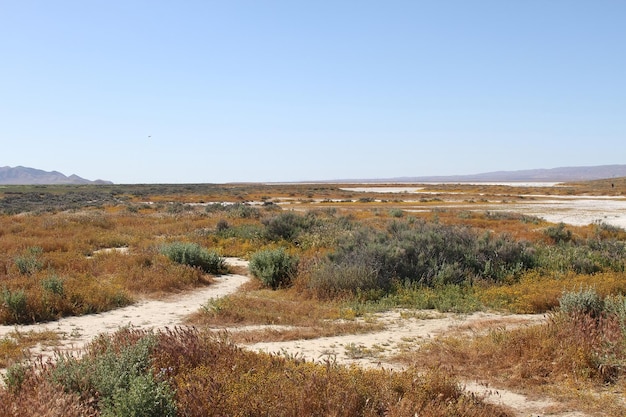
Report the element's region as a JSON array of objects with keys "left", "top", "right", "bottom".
[
  {"left": 189, "top": 290, "right": 345, "bottom": 327},
  {"left": 151, "top": 328, "right": 511, "bottom": 417},
  {"left": 0, "top": 330, "right": 60, "bottom": 368},
  {"left": 401, "top": 311, "right": 626, "bottom": 414},
  {"left": 479, "top": 271, "right": 626, "bottom": 313},
  {"left": 0, "top": 373, "right": 95, "bottom": 417}
]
